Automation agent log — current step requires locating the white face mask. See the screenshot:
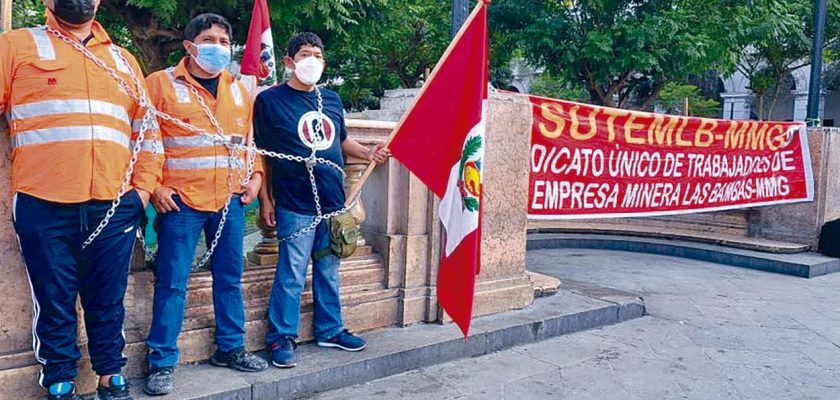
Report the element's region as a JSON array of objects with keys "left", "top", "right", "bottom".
[{"left": 293, "top": 56, "right": 324, "bottom": 86}]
